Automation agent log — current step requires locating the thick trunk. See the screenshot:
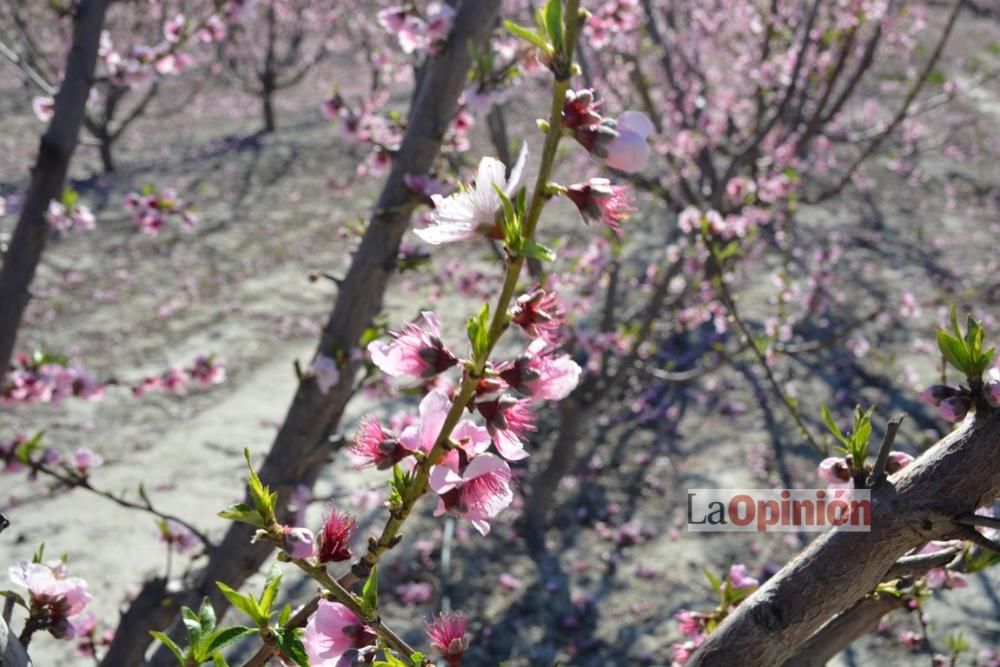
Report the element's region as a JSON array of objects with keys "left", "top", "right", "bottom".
[
  {"left": 691, "top": 410, "right": 1000, "bottom": 666},
  {"left": 0, "top": 0, "right": 109, "bottom": 385},
  {"left": 102, "top": 3, "right": 503, "bottom": 664}
]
